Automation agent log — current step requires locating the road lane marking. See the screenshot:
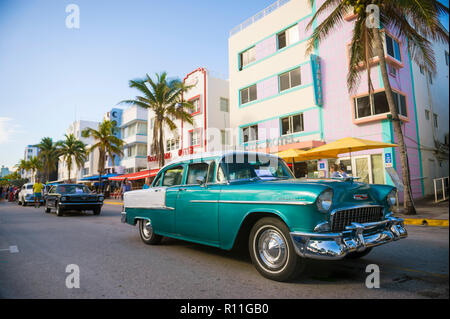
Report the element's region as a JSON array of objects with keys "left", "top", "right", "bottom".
[{"left": 0, "top": 246, "right": 19, "bottom": 253}]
